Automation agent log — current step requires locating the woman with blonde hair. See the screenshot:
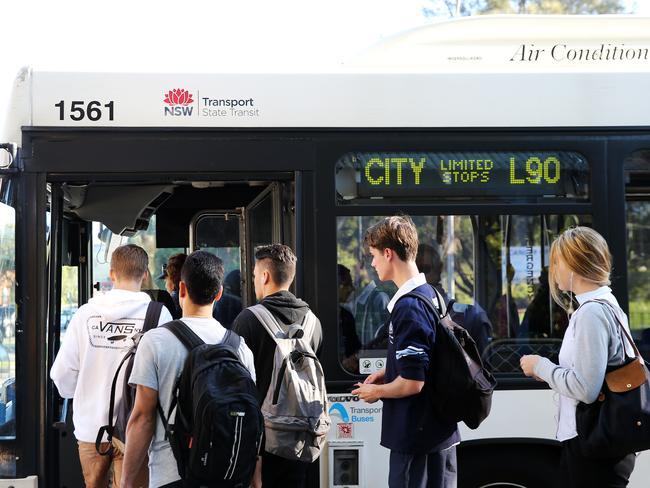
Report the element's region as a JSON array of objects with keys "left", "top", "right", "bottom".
[{"left": 520, "top": 226, "right": 636, "bottom": 487}]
